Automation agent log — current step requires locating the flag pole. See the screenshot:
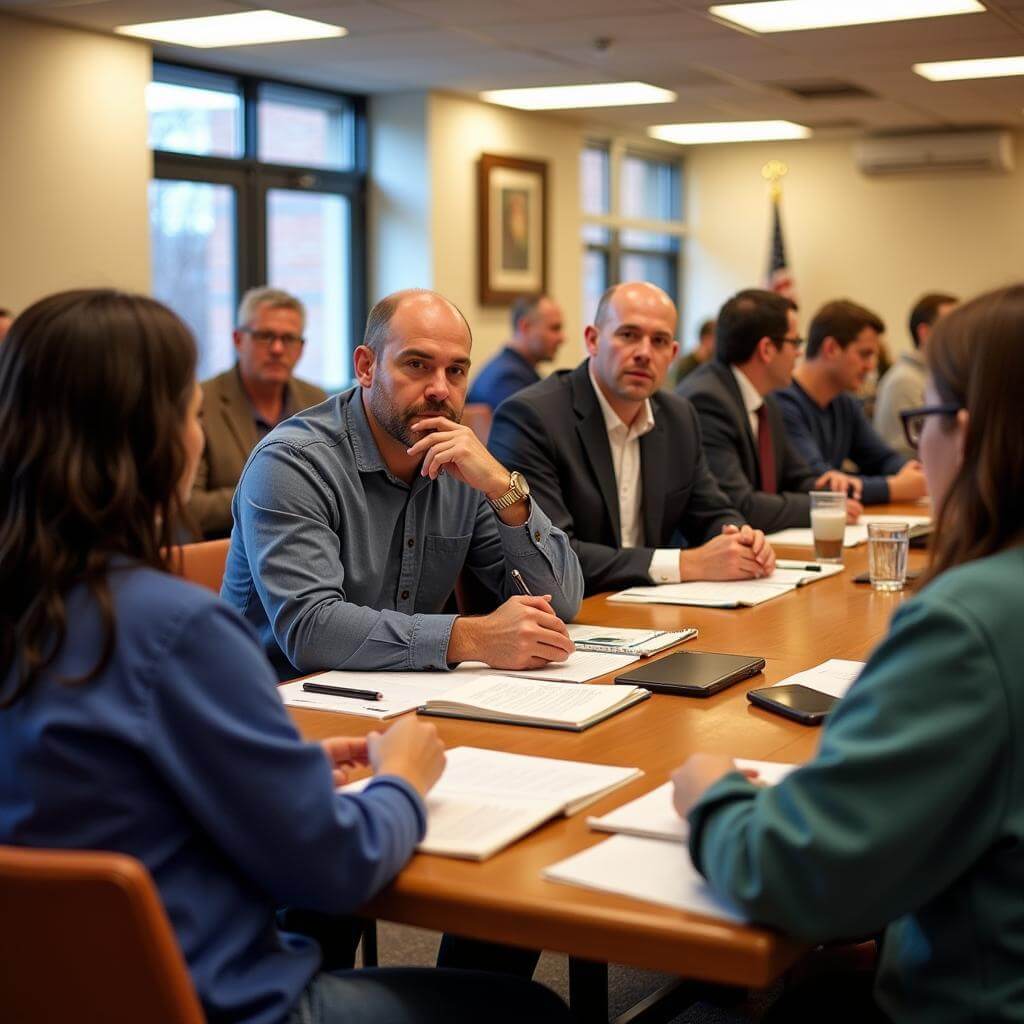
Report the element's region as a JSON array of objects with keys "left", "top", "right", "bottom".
[{"left": 762, "top": 160, "right": 795, "bottom": 300}]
